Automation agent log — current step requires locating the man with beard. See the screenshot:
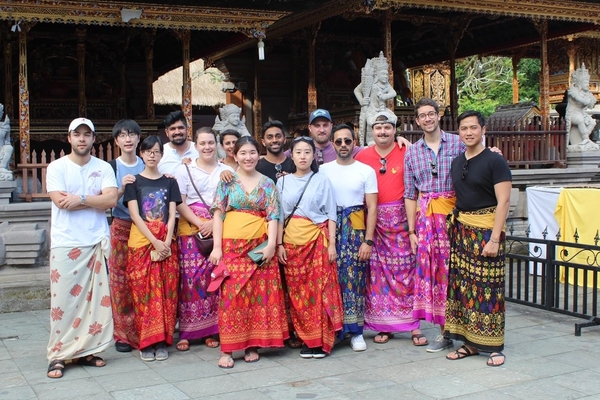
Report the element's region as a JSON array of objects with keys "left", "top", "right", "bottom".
[
  {"left": 256, "top": 120, "right": 293, "bottom": 182},
  {"left": 45, "top": 118, "right": 118, "bottom": 378},
  {"left": 320, "top": 124, "right": 377, "bottom": 352},
  {"left": 158, "top": 110, "right": 199, "bottom": 175},
  {"left": 355, "top": 111, "right": 426, "bottom": 347}
]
